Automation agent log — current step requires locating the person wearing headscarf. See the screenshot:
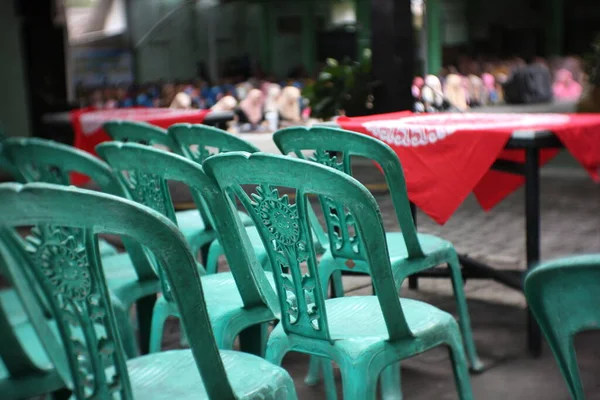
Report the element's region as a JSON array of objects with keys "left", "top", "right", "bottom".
[
  {"left": 467, "top": 74, "right": 485, "bottom": 107},
  {"left": 444, "top": 73, "right": 468, "bottom": 111},
  {"left": 236, "top": 88, "right": 265, "bottom": 127},
  {"left": 170, "top": 91, "right": 193, "bottom": 109},
  {"left": 421, "top": 75, "right": 444, "bottom": 110},
  {"left": 264, "top": 83, "right": 282, "bottom": 113},
  {"left": 210, "top": 95, "right": 238, "bottom": 112},
  {"left": 277, "top": 86, "right": 302, "bottom": 123}
]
